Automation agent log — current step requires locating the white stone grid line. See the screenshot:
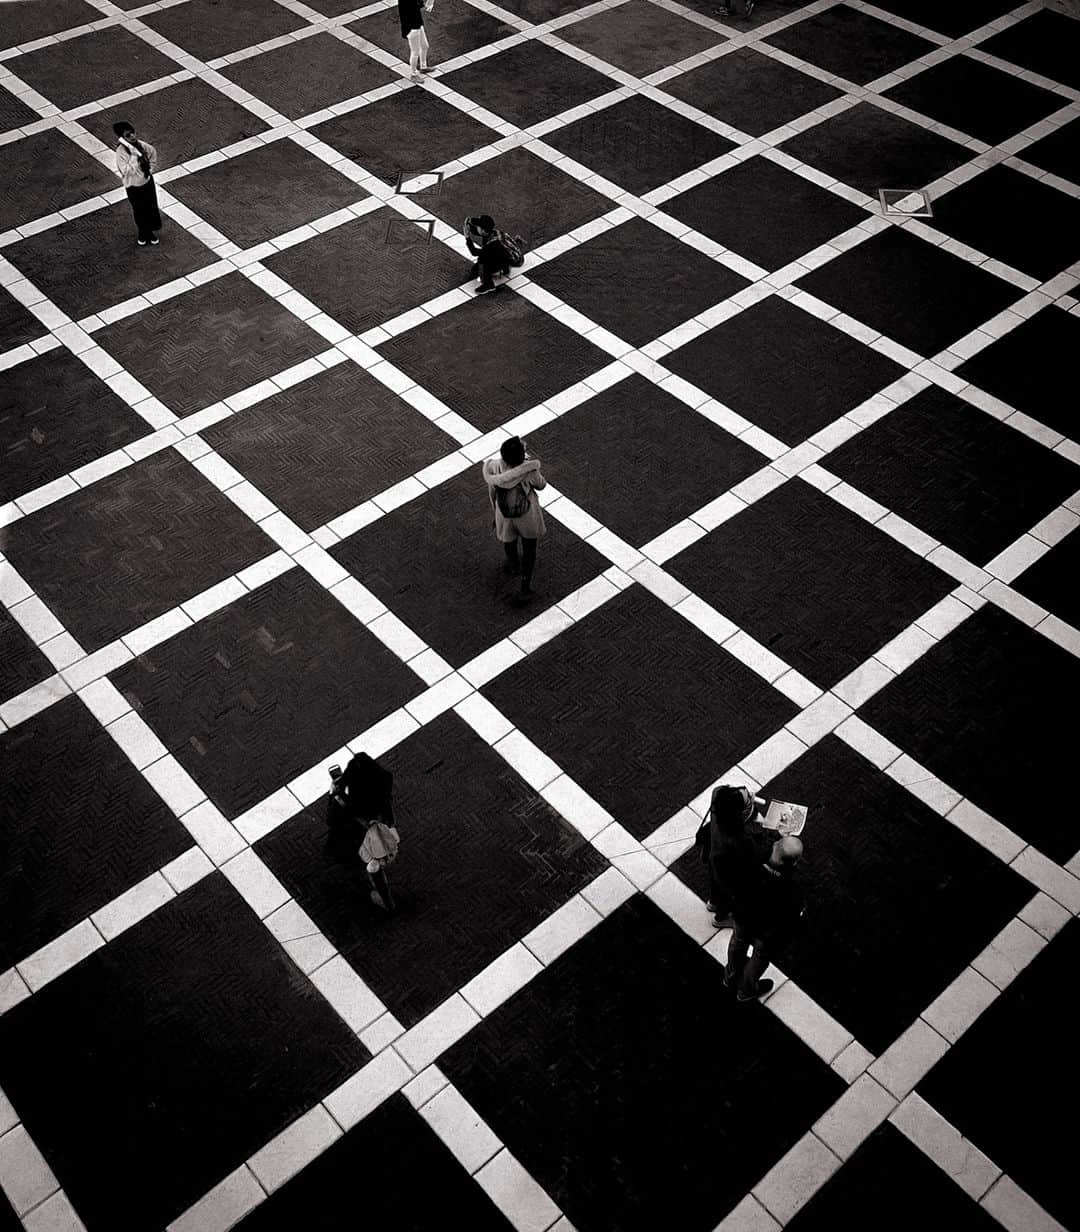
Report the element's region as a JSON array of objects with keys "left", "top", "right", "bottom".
[{"left": 1, "top": 0, "right": 1079, "bottom": 1228}]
